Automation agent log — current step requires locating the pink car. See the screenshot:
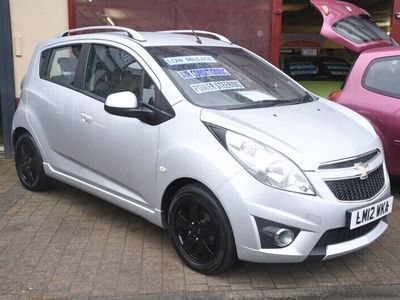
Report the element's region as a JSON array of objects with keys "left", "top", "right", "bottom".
[{"left": 310, "top": 0, "right": 400, "bottom": 177}]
